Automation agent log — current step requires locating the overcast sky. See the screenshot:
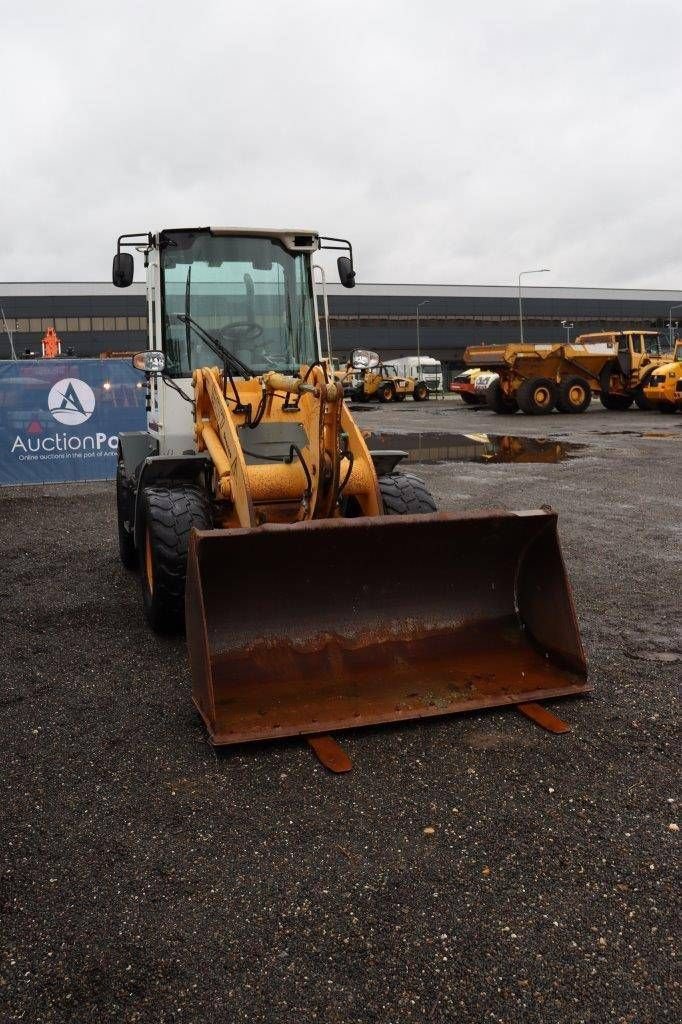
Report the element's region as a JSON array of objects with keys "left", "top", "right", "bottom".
[{"left": 1, "top": 0, "right": 680, "bottom": 288}]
